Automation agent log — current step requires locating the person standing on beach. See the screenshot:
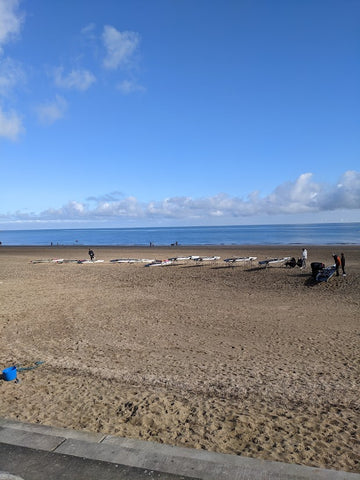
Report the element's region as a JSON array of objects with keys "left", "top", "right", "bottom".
[
  {"left": 333, "top": 254, "right": 341, "bottom": 276},
  {"left": 88, "top": 249, "right": 95, "bottom": 261},
  {"left": 301, "top": 248, "right": 308, "bottom": 268},
  {"left": 341, "top": 253, "right": 346, "bottom": 276}
]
